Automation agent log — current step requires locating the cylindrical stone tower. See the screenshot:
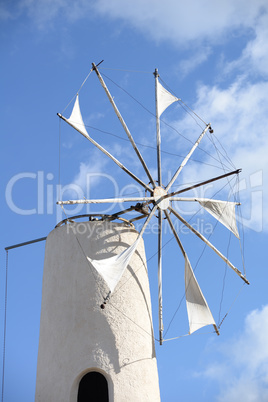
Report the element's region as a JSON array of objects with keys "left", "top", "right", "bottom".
[{"left": 35, "top": 220, "right": 160, "bottom": 402}]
